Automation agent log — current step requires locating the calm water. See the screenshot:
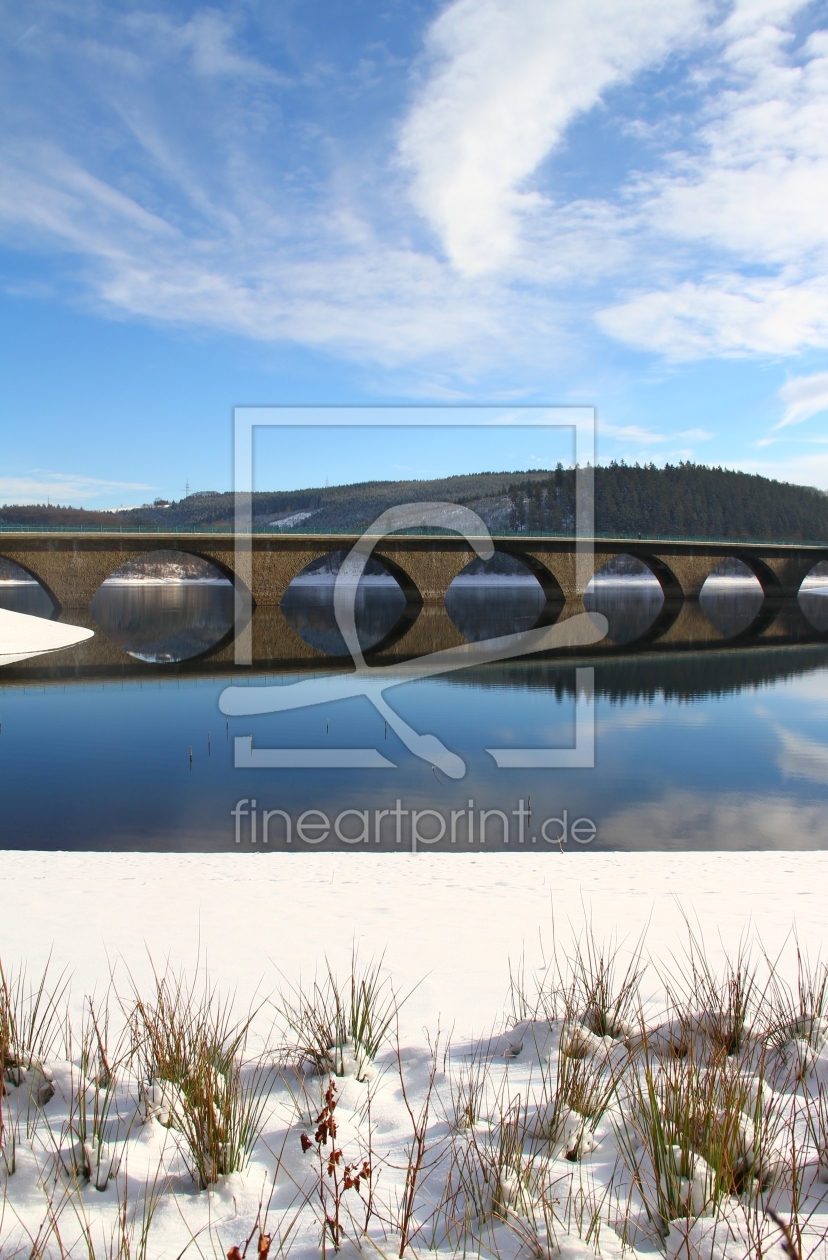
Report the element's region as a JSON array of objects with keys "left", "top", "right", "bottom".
[
  {"left": 90, "top": 583, "right": 240, "bottom": 662},
  {"left": 281, "top": 578, "right": 408, "bottom": 654},
  {"left": 2, "top": 576, "right": 828, "bottom": 851}
]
